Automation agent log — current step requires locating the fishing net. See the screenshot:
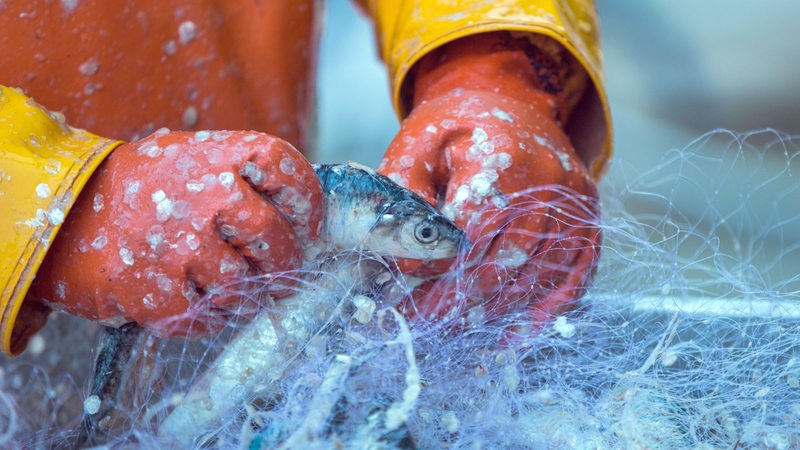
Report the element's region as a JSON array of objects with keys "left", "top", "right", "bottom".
[{"left": 2, "top": 129, "right": 799, "bottom": 449}]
